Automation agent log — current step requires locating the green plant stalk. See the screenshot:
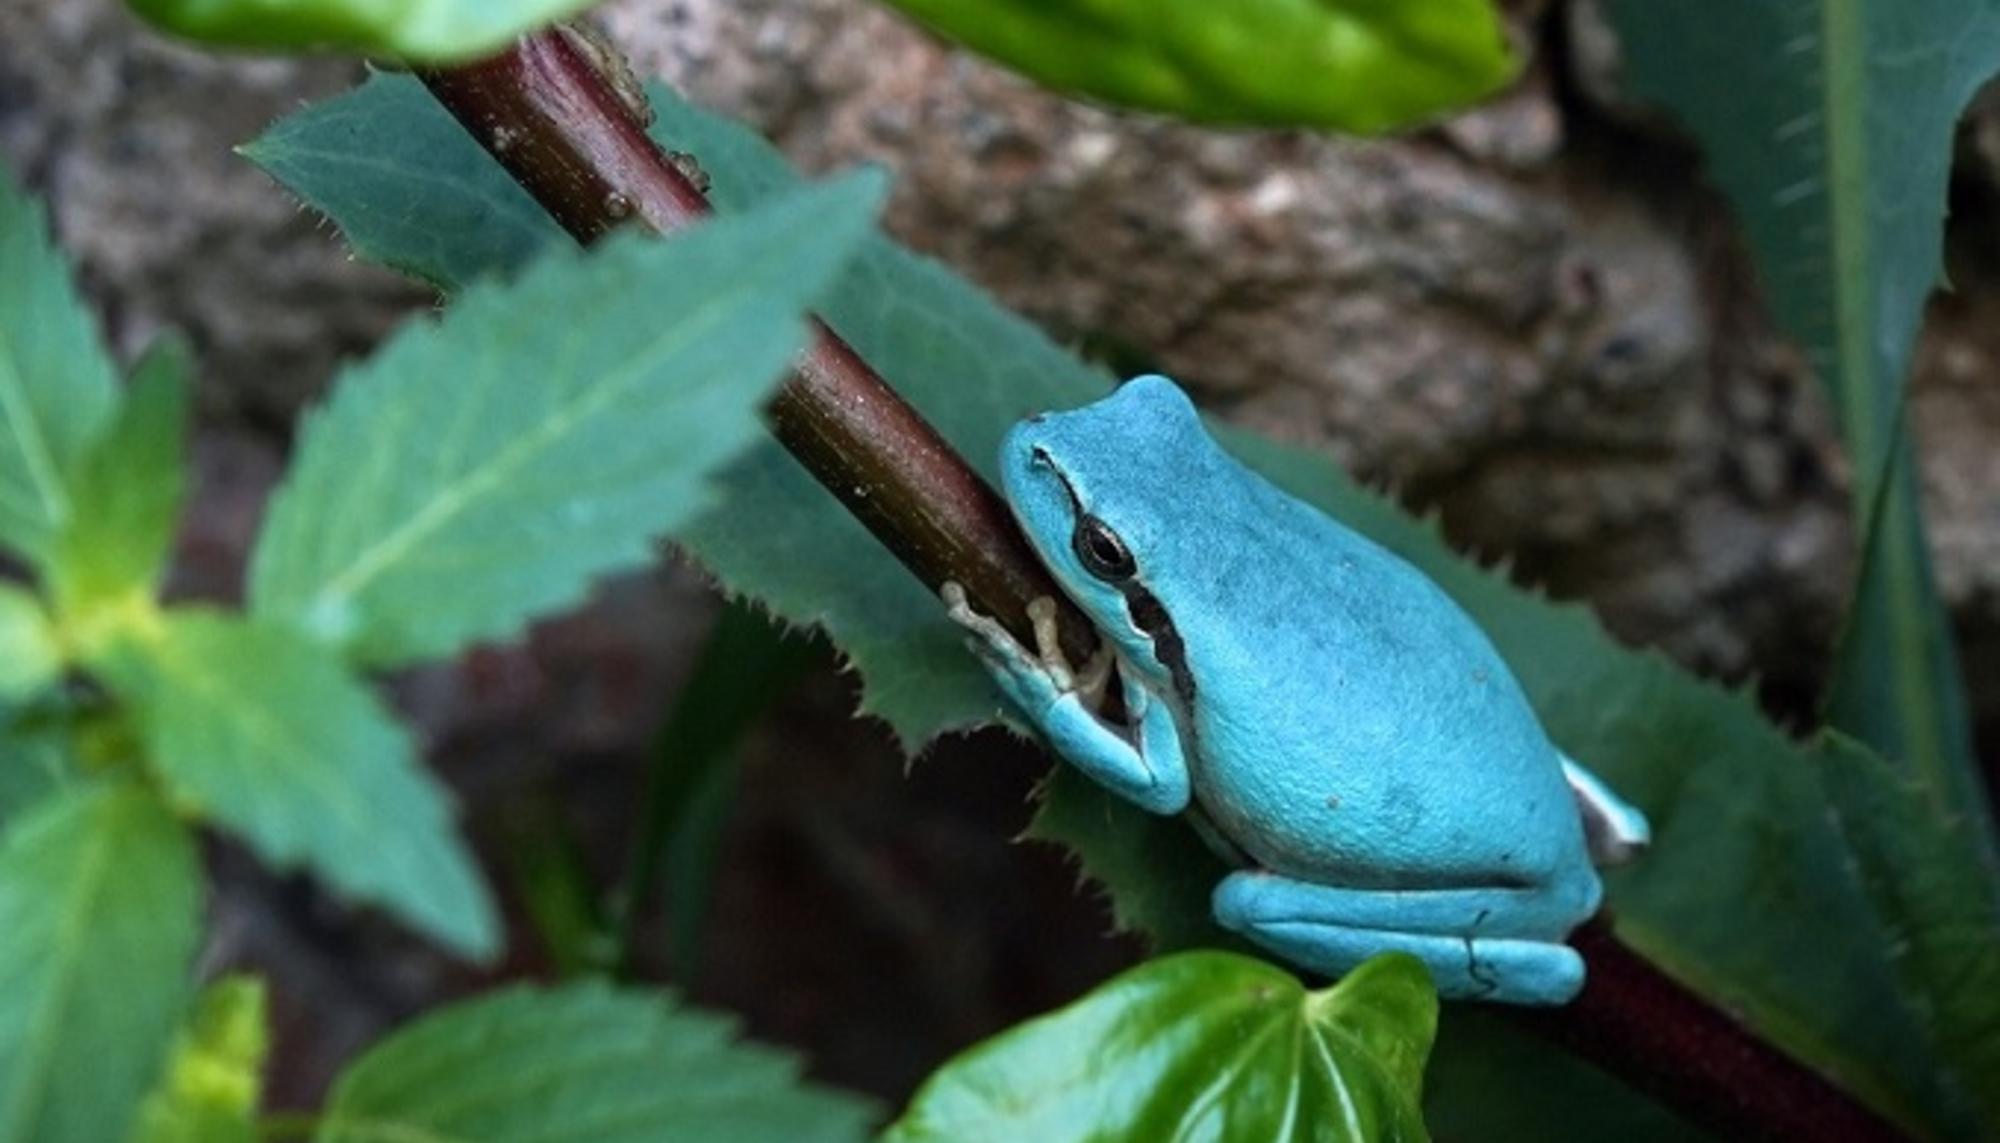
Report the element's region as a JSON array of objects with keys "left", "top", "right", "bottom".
[
  {"left": 1600, "top": 0, "right": 1996, "bottom": 870},
  {"left": 1819, "top": 0, "right": 1986, "bottom": 853},
  {"left": 415, "top": 31, "right": 1904, "bottom": 1142},
  {"left": 611, "top": 599, "right": 819, "bottom": 977}
]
